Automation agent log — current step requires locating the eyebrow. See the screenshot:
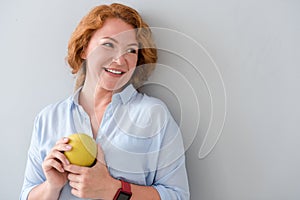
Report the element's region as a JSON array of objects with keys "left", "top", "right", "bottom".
[{"left": 102, "top": 37, "right": 139, "bottom": 47}]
